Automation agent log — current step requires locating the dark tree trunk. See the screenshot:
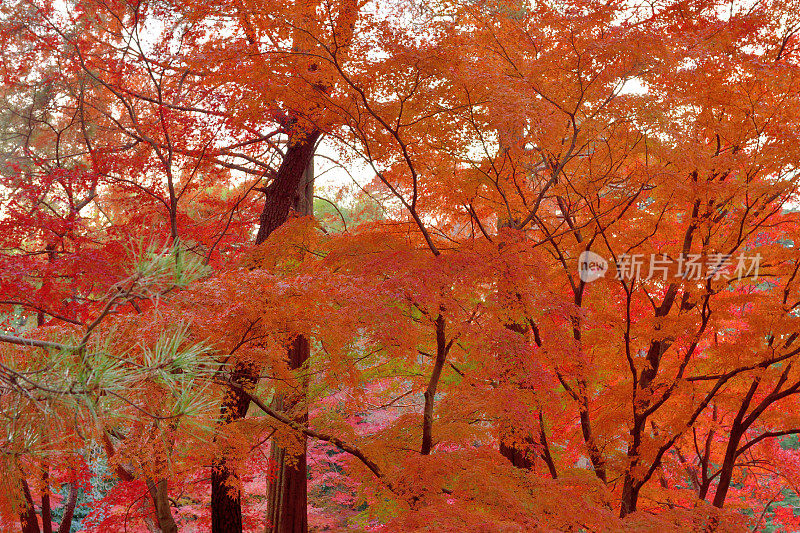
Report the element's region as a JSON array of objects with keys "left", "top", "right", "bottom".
[
  {"left": 620, "top": 412, "right": 645, "bottom": 518},
  {"left": 211, "top": 463, "right": 243, "bottom": 533},
  {"left": 538, "top": 411, "right": 558, "bottom": 479},
  {"left": 713, "top": 377, "right": 760, "bottom": 509},
  {"left": 265, "top": 144, "right": 316, "bottom": 533},
  {"left": 421, "top": 315, "right": 449, "bottom": 456},
  {"left": 619, "top": 475, "right": 640, "bottom": 518},
  {"left": 56, "top": 470, "right": 78, "bottom": 533},
  {"left": 103, "top": 432, "right": 176, "bottom": 532},
  {"left": 496, "top": 317, "right": 536, "bottom": 469},
  {"left": 19, "top": 474, "right": 40, "bottom": 533},
  {"left": 40, "top": 465, "right": 52, "bottom": 533},
  {"left": 499, "top": 436, "right": 534, "bottom": 469},
  {"left": 211, "top": 130, "right": 318, "bottom": 533},
  {"left": 212, "top": 362, "right": 258, "bottom": 533},
  {"left": 146, "top": 478, "right": 178, "bottom": 533},
  {"left": 266, "top": 335, "right": 311, "bottom": 533},
  {"left": 712, "top": 427, "right": 743, "bottom": 508},
  {"left": 496, "top": 322, "right": 558, "bottom": 478},
  {"left": 579, "top": 403, "right": 607, "bottom": 482},
  {"left": 255, "top": 132, "right": 318, "bottom": 243},
  {"left": 498, "top": 411, "right": 557, "bottom": 477},
  {"left": 697, "top": 411, "right": 717, "bottom": 500}
]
